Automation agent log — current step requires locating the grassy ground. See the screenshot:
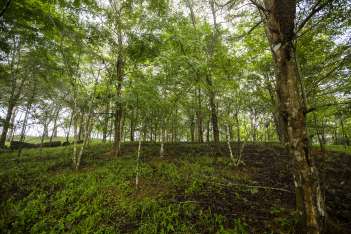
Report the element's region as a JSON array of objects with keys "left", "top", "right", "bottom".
[
  {"left": 324, "top": 145, "right": 351, "bottom": 154},
  {"left": 0, "top": 143, "right": 350, "bottom": 233},
  {"left": 5, "top": 136, "right": 105, "bottom": 146}
]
